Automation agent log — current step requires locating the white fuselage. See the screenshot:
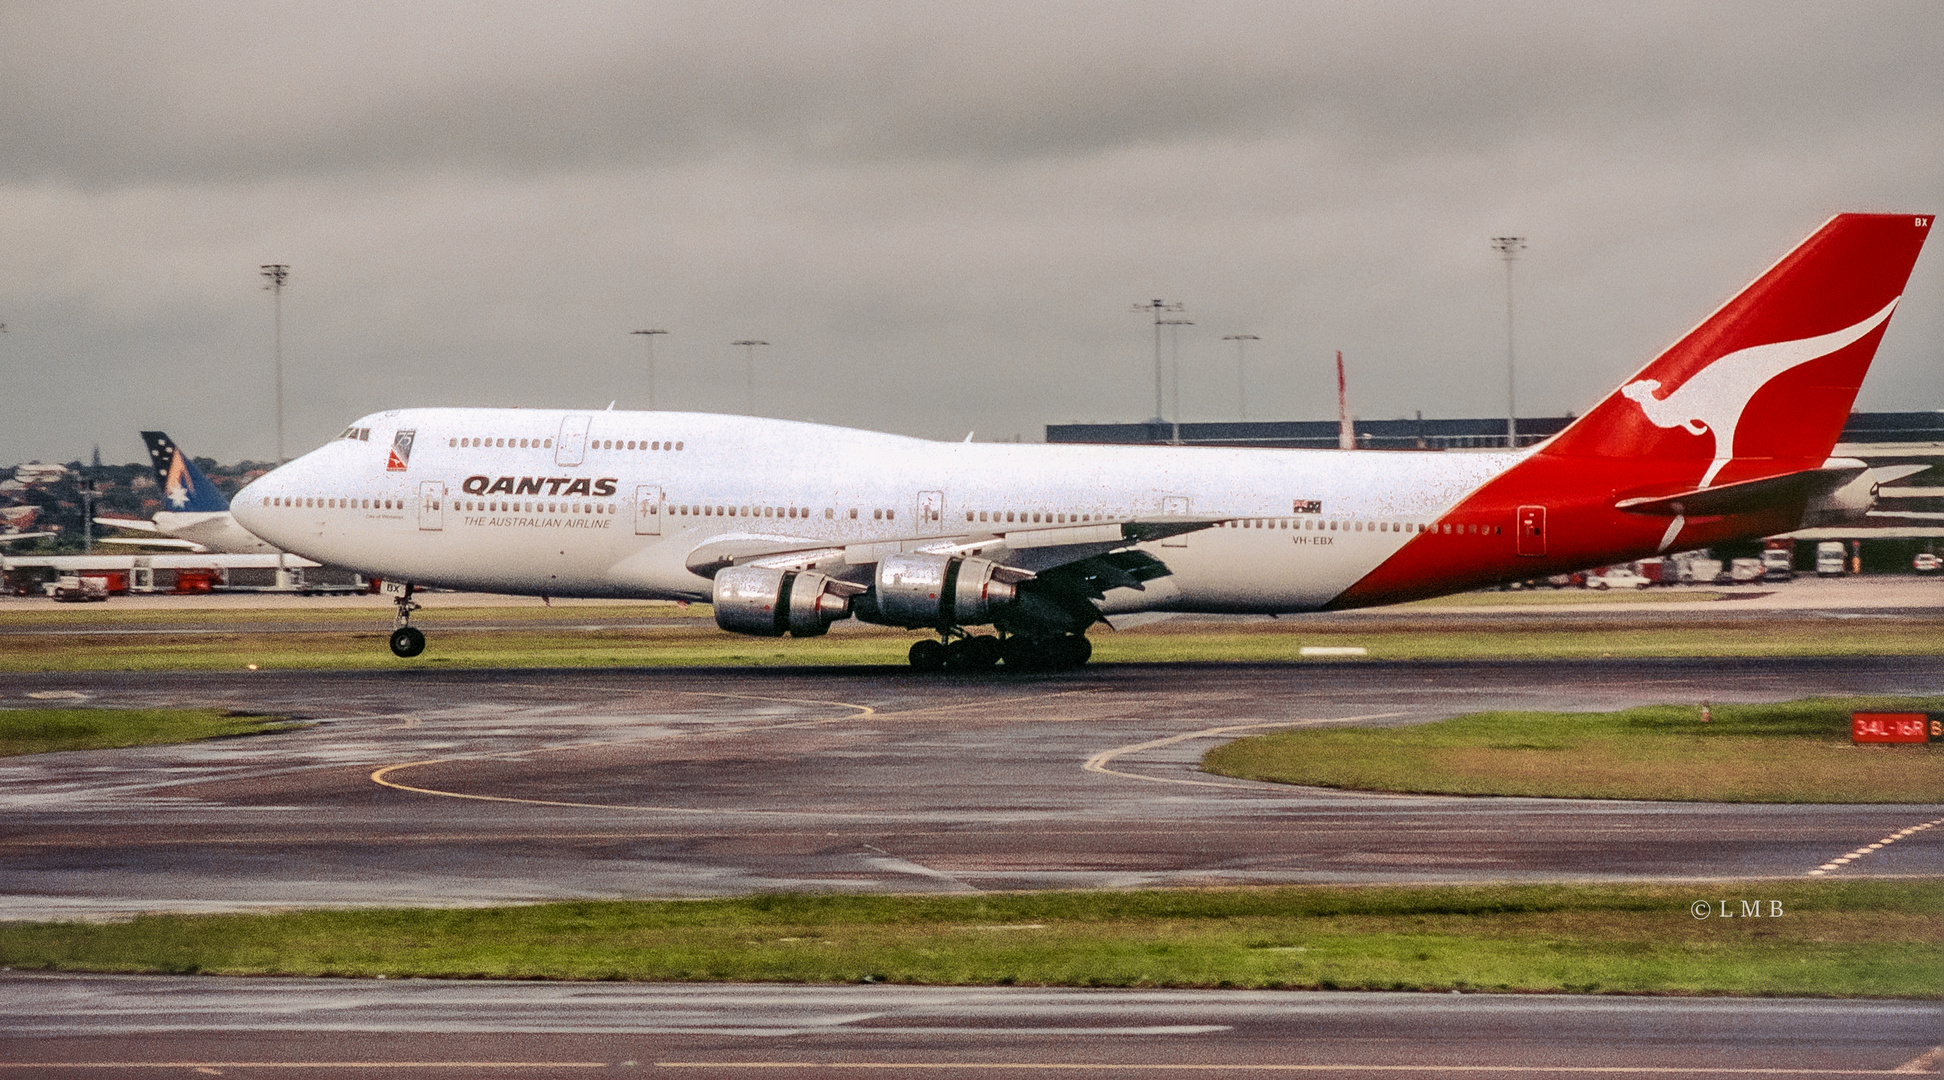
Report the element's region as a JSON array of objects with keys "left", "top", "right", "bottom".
[{"left": 234, "top": 408, "right": 1522, "bottom": 614}]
